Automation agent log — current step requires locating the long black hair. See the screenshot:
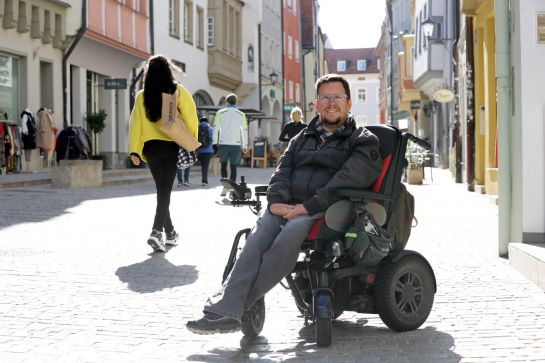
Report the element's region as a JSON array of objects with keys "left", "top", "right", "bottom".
[{"left": 142, "top": 55, "right": 182, "bottom": 122}]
